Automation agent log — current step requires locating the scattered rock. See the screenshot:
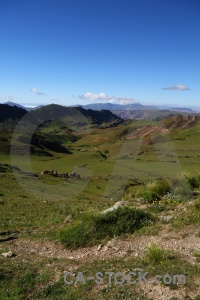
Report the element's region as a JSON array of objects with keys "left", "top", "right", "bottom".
[
  {"left": 107, "top": 238, "right": 117, "bottom": 248},
  {"left": 97, "top": 244, "right": 103, "bottom": 251},
  {"left": 161, "top": 215, "right": 172, "bottom": 222},
  {"left": 64, "top": 215, "right": 72, "bottom": 224},
  {"left": 41, "top": 170, "right": 81, "bottom": 179},
  {"left": 69, "top": 172, "right": 81, "bottom": 179},
  {"left": 101, "top": 201, "right": 129, "bottom": 214},
  {"left": 112, "top": 246, "right": 119, "bottom": 252},
  {"left": 1, "top": 250, "right": 15, "bottom": 258}
]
